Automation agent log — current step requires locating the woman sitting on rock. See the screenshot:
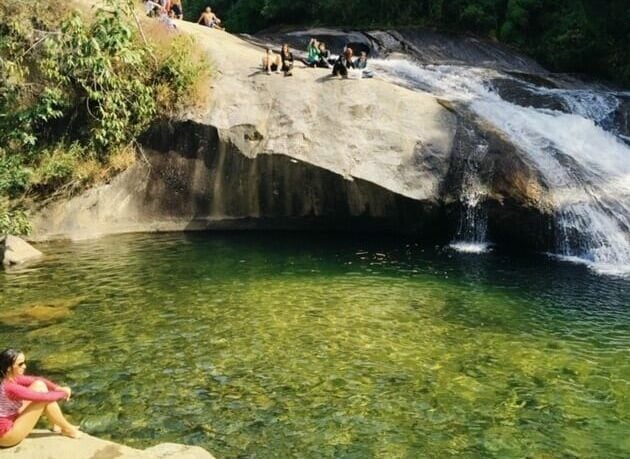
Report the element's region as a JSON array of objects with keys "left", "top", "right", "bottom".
[
  {"left": 354, "top": 51, "right": 374, "bottom": 78},
  {"left": 316, "top": 42, "right": 332, "bottom": 68},
  {"left": 302, "top": 38, "right": 320, "bottom": 67},
  {"left": 332, "top": 48, "right": 355, "bottom": 78},
  {"left": 262, "top": 47, "right": 281, "bottom": 74},
  {"left": 0, "top": 348, "right": 80, "bottom": 447},
  {"left": 170, "top": 0, "right": 183, "bottom": 19},
  {"left": 280, "top": 43, "right": 294, "bottom": 76}
]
